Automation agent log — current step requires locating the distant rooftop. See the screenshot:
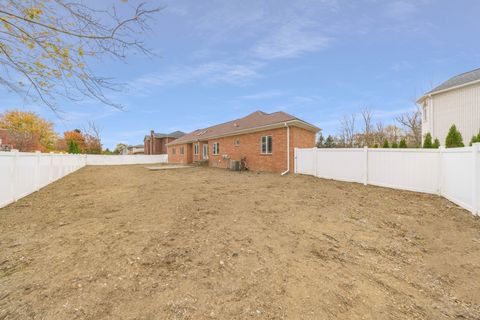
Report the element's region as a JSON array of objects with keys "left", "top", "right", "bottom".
[{"left": 145, "top": 130, "right": 185, "bottom": 140}]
